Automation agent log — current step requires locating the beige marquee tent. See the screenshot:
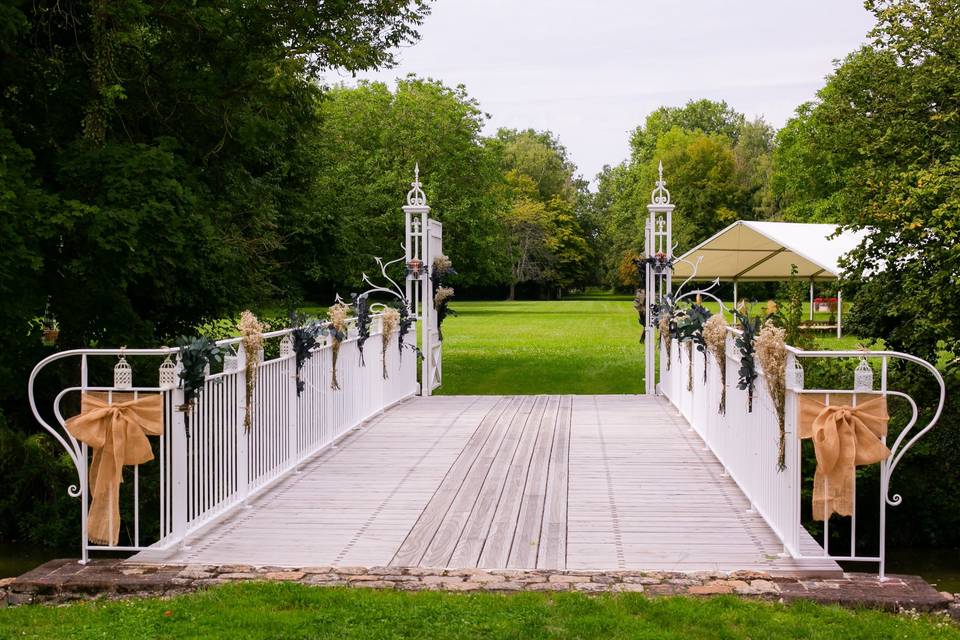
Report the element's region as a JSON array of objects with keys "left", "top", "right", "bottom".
[{"left": 672, "top": 221, "right": 868, "bottom": 337}]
